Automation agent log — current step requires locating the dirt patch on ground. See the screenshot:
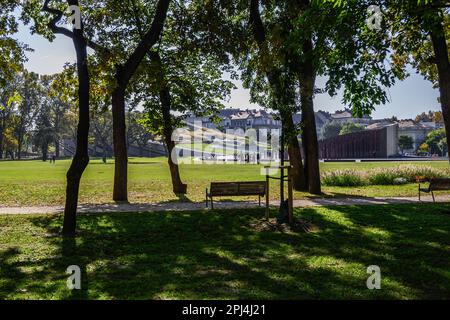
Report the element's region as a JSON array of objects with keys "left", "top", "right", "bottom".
[{"left": 250, "top": 218, "right": 318, "bottom": 234}]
